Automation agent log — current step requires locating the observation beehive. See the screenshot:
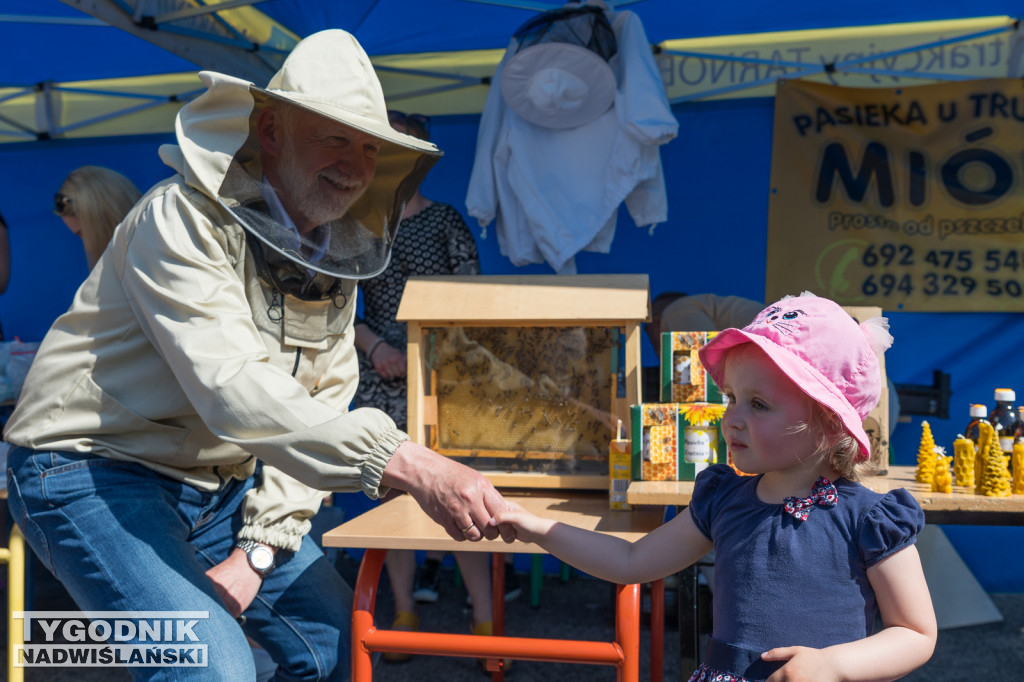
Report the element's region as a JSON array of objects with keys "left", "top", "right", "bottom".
[{"left": 397, "top": 274, "right": 649, "bottom": 489}]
